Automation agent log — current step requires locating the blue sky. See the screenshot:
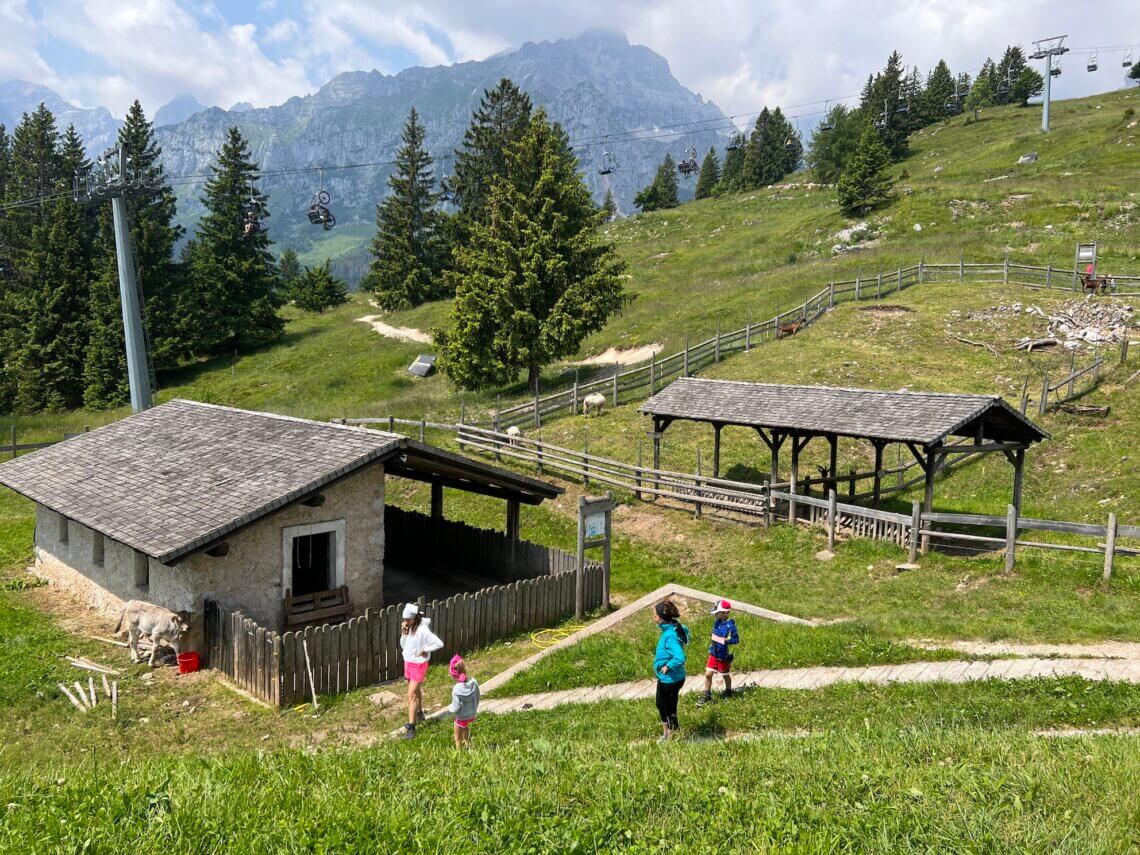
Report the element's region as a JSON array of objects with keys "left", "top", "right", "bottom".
[{"left": 3, "top": 1, "right": 1137, "bottom": 120}]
